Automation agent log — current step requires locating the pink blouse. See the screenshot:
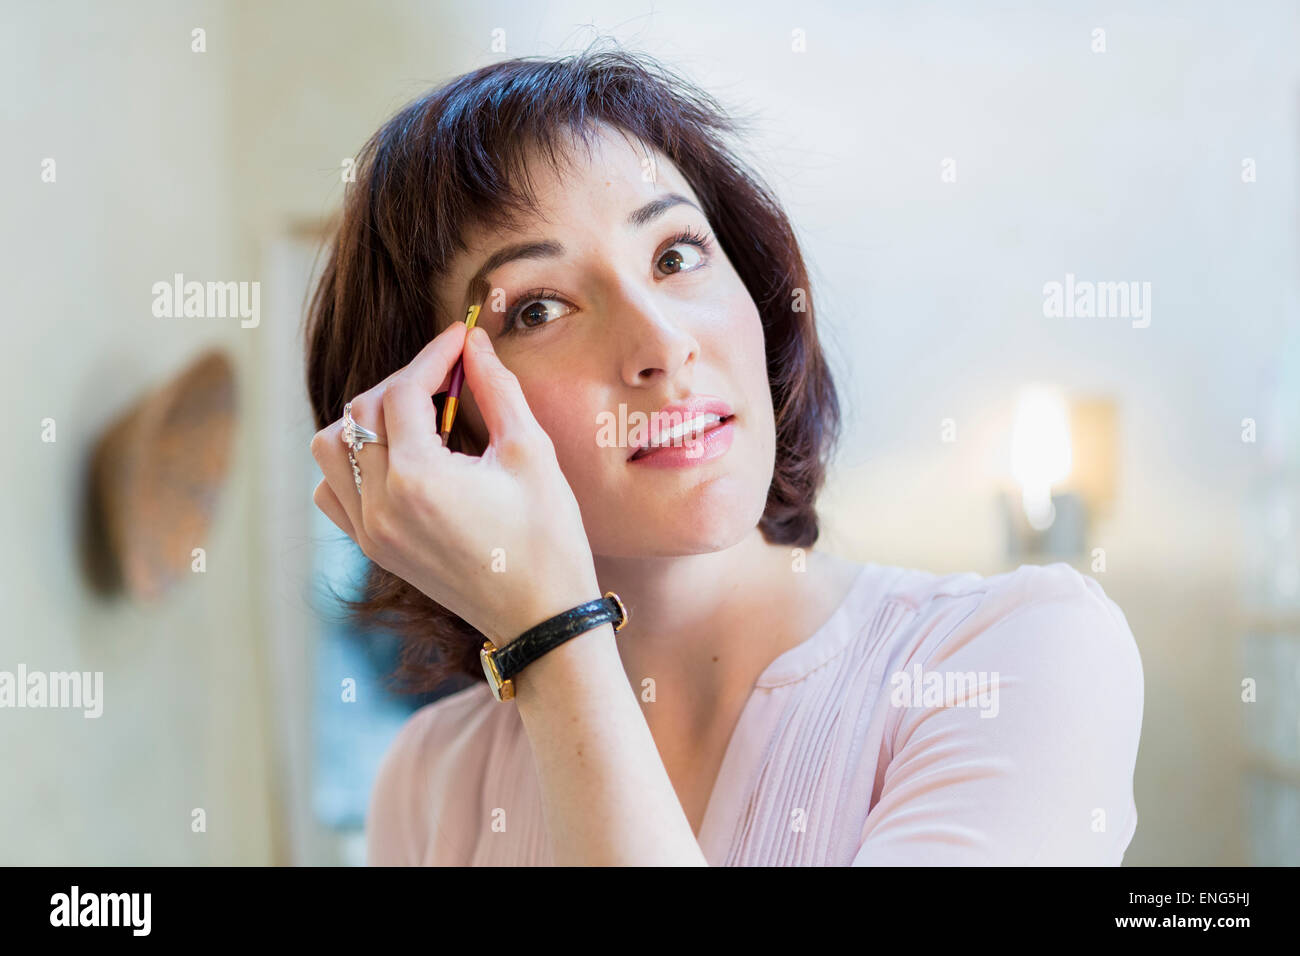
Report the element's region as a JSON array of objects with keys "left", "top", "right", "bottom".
[{"left": 366, "top": 561, "right": 1144, "bottom": 865}]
